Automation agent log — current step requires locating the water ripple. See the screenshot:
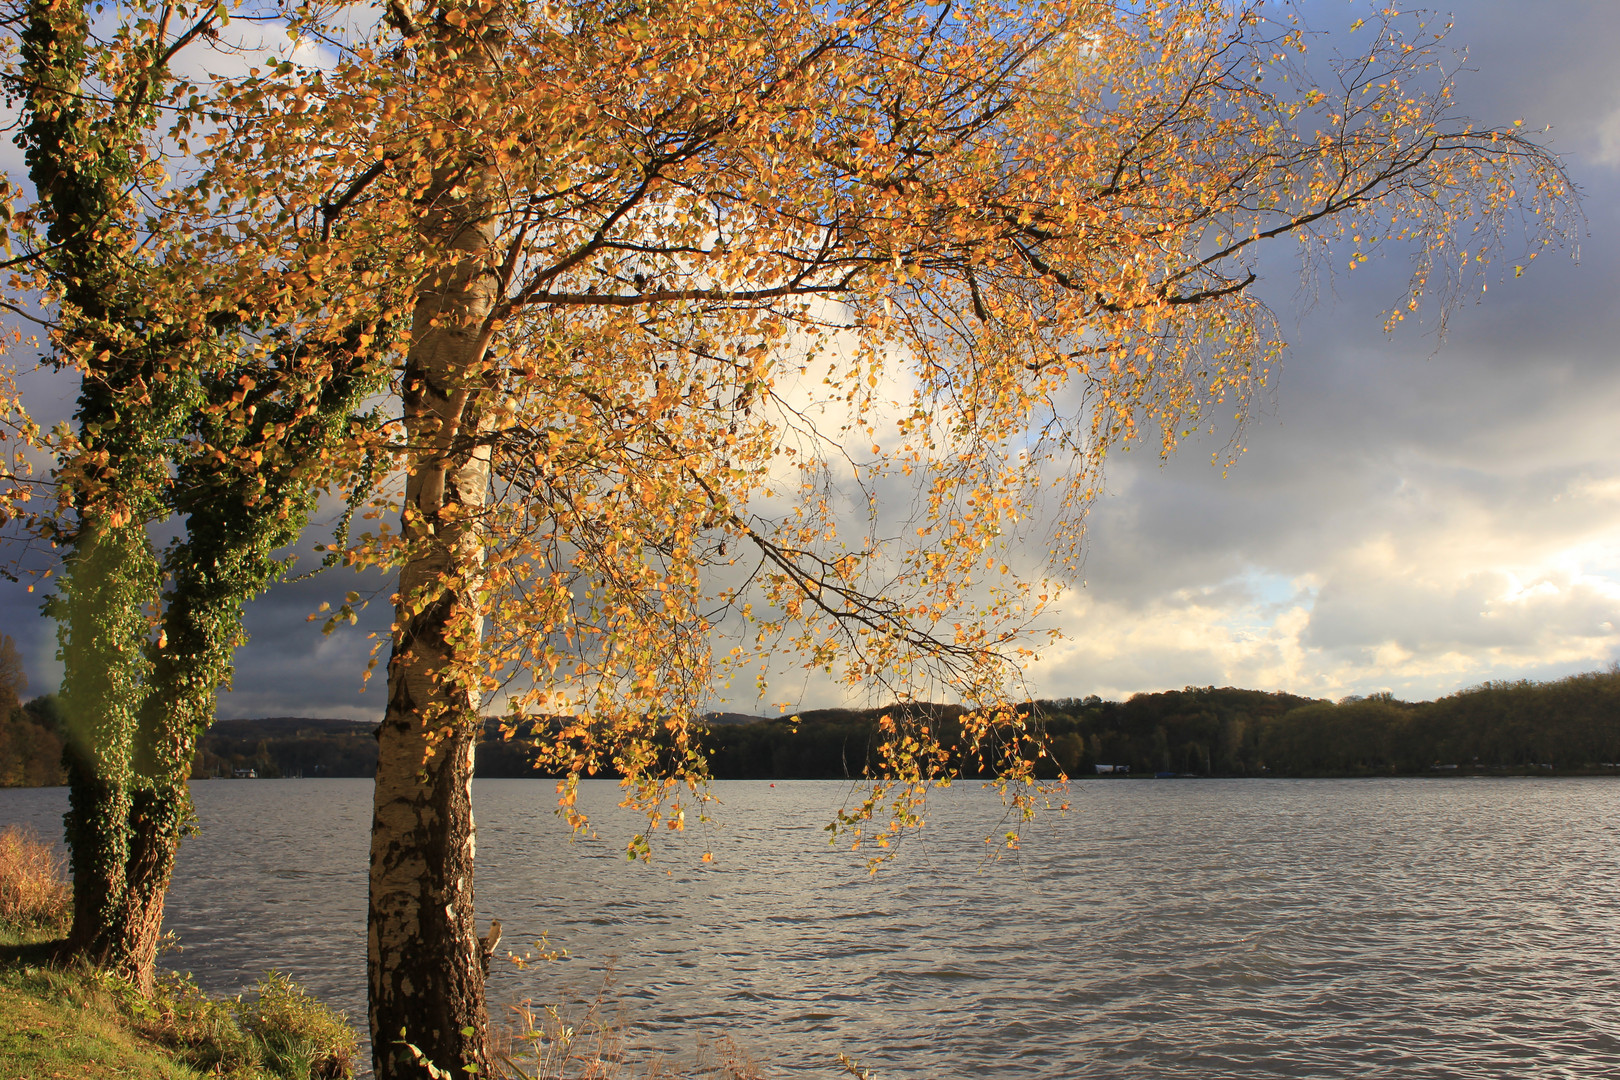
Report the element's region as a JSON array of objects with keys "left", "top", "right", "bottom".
[{"left": 8, "top": 777, "right": 1620, "bottom": 1077}]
